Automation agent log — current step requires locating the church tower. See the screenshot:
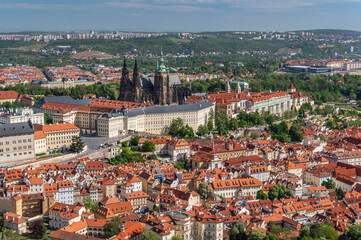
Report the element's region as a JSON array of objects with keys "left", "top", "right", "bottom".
[
  {"left": 235, "top": 81, "right": 242, "bottom": 93},
  {"left": 287, "top": 83, "right": 296, "bottom": 93},
  {"left": 153, "top": 50, "right": 170, "bottom": 105},
  {"left": 133, "top": 58, "right": 142, "bottom": 102},
  {"left": 226, "top": 81, "right": 231, "bottom": 93},
  {"left": 119, "top": 57, "right": 130, "bottom": 100}
]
